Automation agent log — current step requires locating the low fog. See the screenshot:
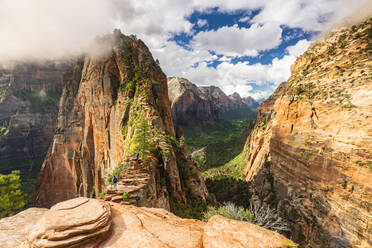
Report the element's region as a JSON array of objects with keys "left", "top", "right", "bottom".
[{"left": 0, "top": 0, "right": 371, "bottom": 65}]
